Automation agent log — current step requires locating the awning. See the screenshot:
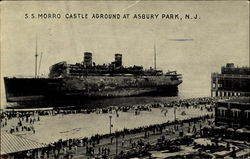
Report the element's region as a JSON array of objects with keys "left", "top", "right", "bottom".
[
  {"left": 213, "top": 126, "right": 221, "bottom": 130},
  {"left": 236, "top": 129, "right": 244, "bottom": 133},
  {"left": 230, "top": 108, "right": 241, "bottom": 112},
  {"left": 0, "top": 133, "right": 47, "bottom": 155},
  {"left": 202, "top": 125, "right": 212, "bottom": 129},
  {"left": 226, "top": 128, "right": 234, "bottom": 132},
  {"left": 244, "top": 130, "right": 250, "bottom": 134},
  {"left": 241, "top": 128, "right": 250, "bottom": 133},
  {"left": 219, "top": 125, "right": 228, "bottom": 129}
]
